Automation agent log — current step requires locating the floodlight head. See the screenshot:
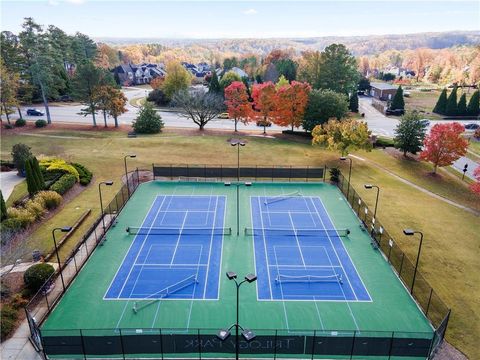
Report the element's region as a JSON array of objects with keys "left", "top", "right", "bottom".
[
  {"left": 216, "top": 329, "right": 231, "bottom": 341},
  {"left": 340, "top": 157, "right": 347, "bottom": 160},
  {"left": 239, "top": 142, "right": 246, "bottom": 146},
  {"left": 403, "top": 229, "right": 415, "bottom": 236},
  {"left": 242, "top": 329, "right": 256, "bottom": 342},
  {"left": 61, "top": 226, "right": 72, "bottom": 232},
  {"left": 226, "top": 271, "right": 237, "bottom": 280},
  {"left": 129, "top": 154, "right": 137, "bottom": 158},
  {"left": 104, "top": 181, "right": 114, "bottom": 186},
  {"left": 244, "top": 273, "right": 257, "bottom": 283},
  {"left": 231, "top": 142, "right": 236, "bottom": 147},
  {"left": 364, "top": 184, "right": 373, "bottom": 189}
]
